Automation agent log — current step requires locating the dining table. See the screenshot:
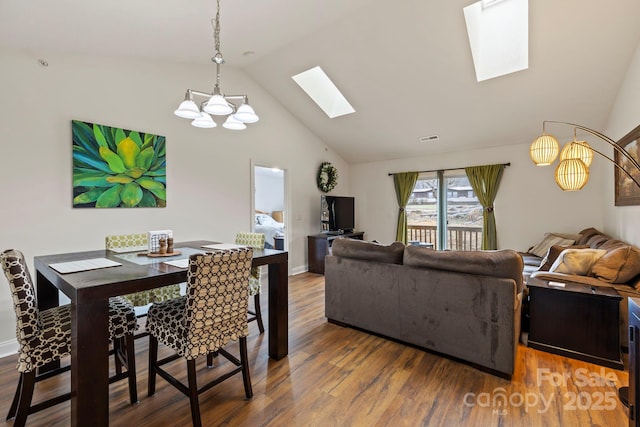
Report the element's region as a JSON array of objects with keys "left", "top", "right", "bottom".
[{"left": 33, "top": 240, "right": 289, "bottom": 427}]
